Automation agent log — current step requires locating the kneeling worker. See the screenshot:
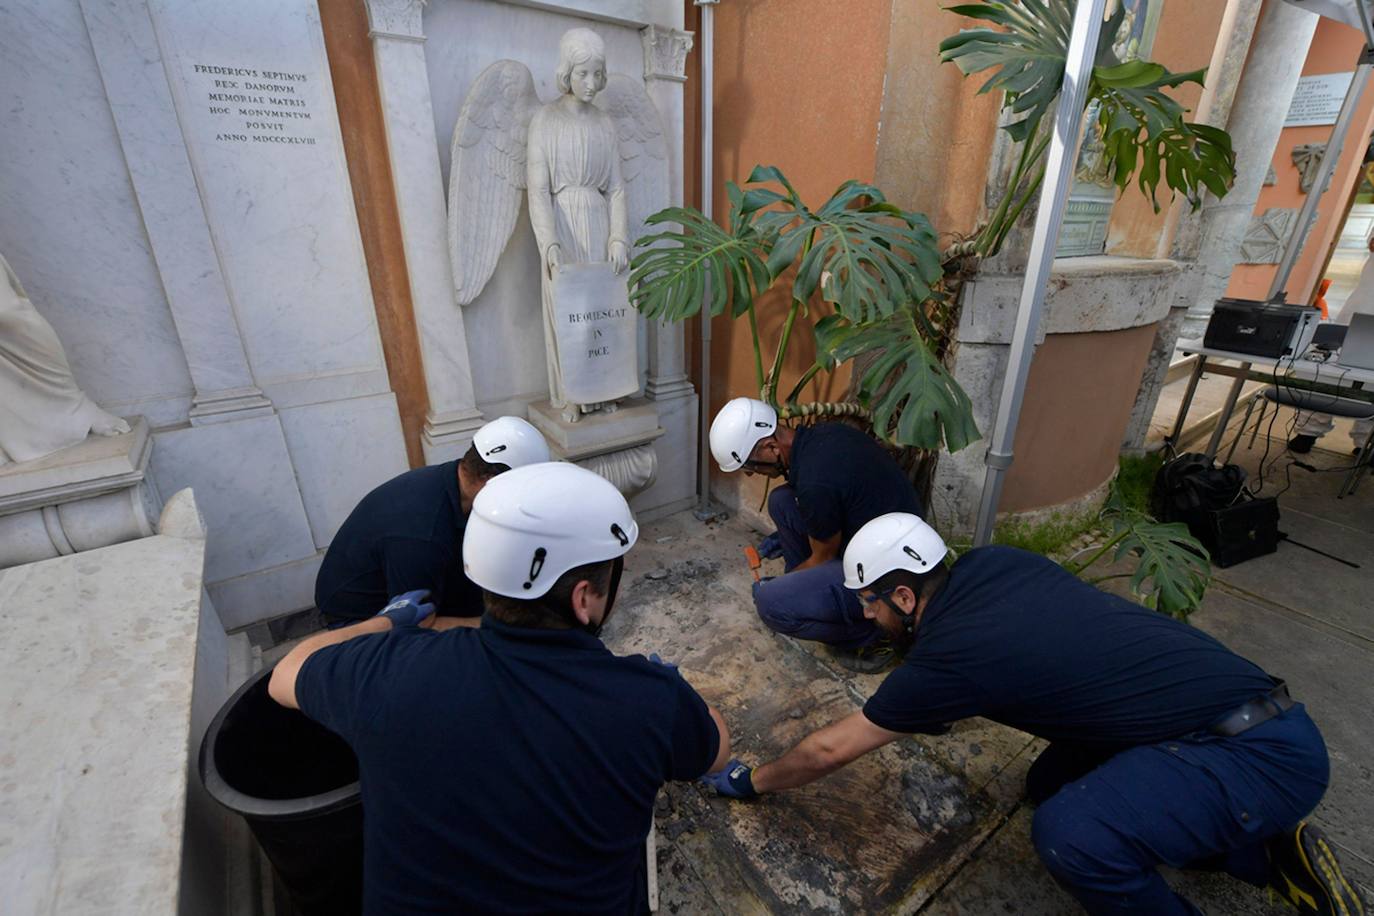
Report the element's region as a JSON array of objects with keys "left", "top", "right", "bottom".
[
  {"left": 271, "top": 462, "right": 730, "bottom": 913},
  {"left": 709, "top": 397, "right": 924, "bottom": 669},
  {"left": 314, "top": 416, "right": 549, "bottom": 626},
  {"left": 704, "top": 512, "right": 1361, "bottom": 916}
]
